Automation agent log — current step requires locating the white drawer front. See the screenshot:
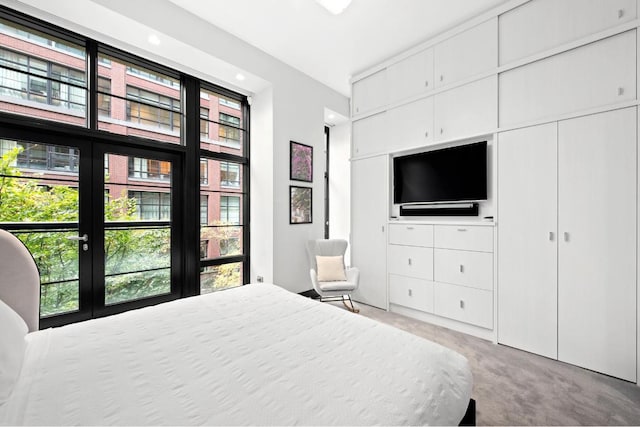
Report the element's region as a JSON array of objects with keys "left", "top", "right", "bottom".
[
  {"left": 388, "top": 245, "right": 433, "bottom": 280},
  {"left": 389, "top": 223, "right": 434, "bottom": 246},
  {"left": 434, "top": 249, "right": 493, "bottom": 290},
  {"left": 434, "top": 225, "right": 493, "bottom": 252},
  {"left": 389, "top": 274, "right": 434, "bottom": 313},
  {"left": 434, "top": 283, "right": 493, "bottom": 329}
]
